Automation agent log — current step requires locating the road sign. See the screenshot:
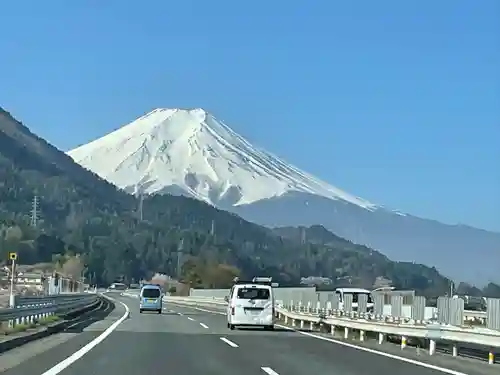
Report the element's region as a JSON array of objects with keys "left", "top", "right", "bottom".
[{"left": 8, "top": 252, "right": 17, "bottom": 261}]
